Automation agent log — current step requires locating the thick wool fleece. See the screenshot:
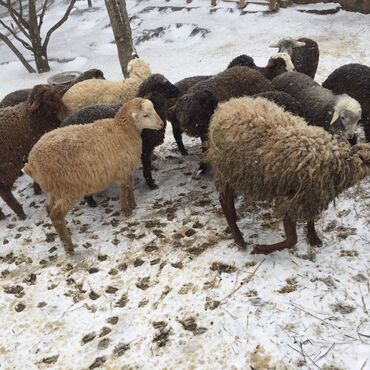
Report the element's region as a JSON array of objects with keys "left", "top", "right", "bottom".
[
  {"left": 323, "top": 63, "right": 370, "bottom": 141},
  {"left": 62, "top": 59, "right": 151, "bottom": 113},
  {"left": 188, "top": 66, "right": 273, "bottom": 102},
  {"left": 24, "top": 101, "right": 144, "bottom": 202},
  {"left": 206, "top": 97, "right": 370, "bottom": 222}
]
